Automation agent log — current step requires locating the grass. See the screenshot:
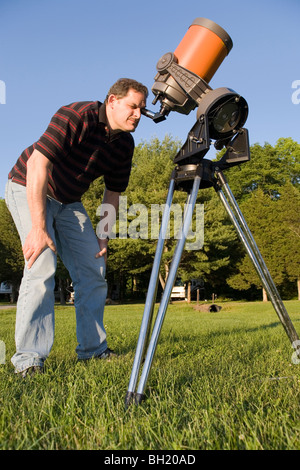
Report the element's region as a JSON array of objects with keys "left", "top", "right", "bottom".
[{"left": 0, "top": 300, "right": 299, "bottom": 450}]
